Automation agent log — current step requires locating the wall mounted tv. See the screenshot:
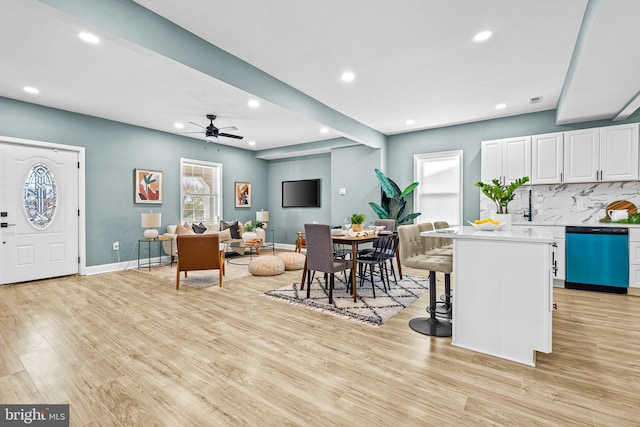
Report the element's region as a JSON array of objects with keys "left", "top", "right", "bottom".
[{"left": 282, "top": 179, "right": 321, "bottom": 208}]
